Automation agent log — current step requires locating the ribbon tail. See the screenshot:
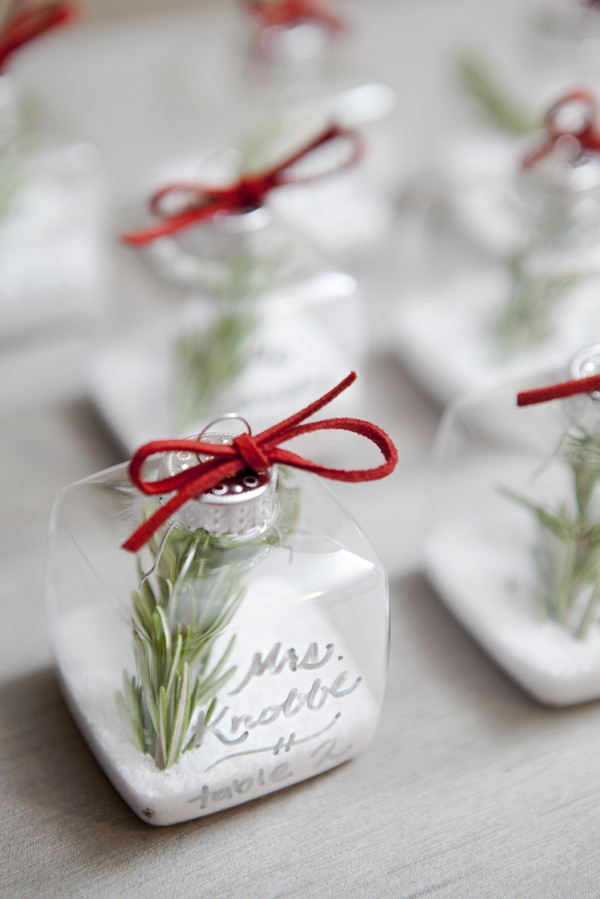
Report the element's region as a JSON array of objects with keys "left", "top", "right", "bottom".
[
  {"left": 121, "top": 198, "right": 233, "bottom": 246},
  {"left": 269, "top": 124, "right": 364, "bottom": 188},
  {"left": 522, "top": 140, "right": 553, "bottom": 169},
  {"left": 517, "top": 374, "right": 600, "bottom": 406},
  {"left": 122, "top": 457, "right": 244, "bottom": 552}
]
